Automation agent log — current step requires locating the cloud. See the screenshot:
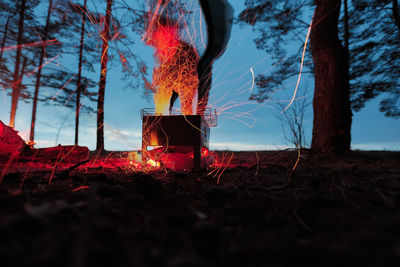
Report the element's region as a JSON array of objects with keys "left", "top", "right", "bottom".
[{"left": 210, "top": 142, "right": 291, "bottom": 151}]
